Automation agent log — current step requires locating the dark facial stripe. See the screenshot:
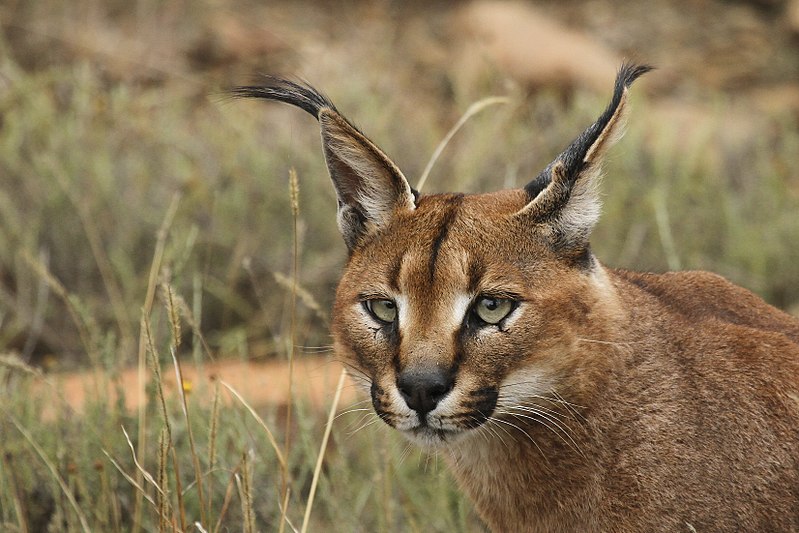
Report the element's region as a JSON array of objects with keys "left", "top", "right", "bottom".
[
  {"left": 387, "top": 253, "right": 404, "bottom": 293},
  {"left": 467, "top": 257, "right": 486, "bottom": 295},
  {"left": 385, "top": 319, "right": 402, "bottom": 377},
  {"left": 428, "top": 194, "right": 464, "bottom": 283}
]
